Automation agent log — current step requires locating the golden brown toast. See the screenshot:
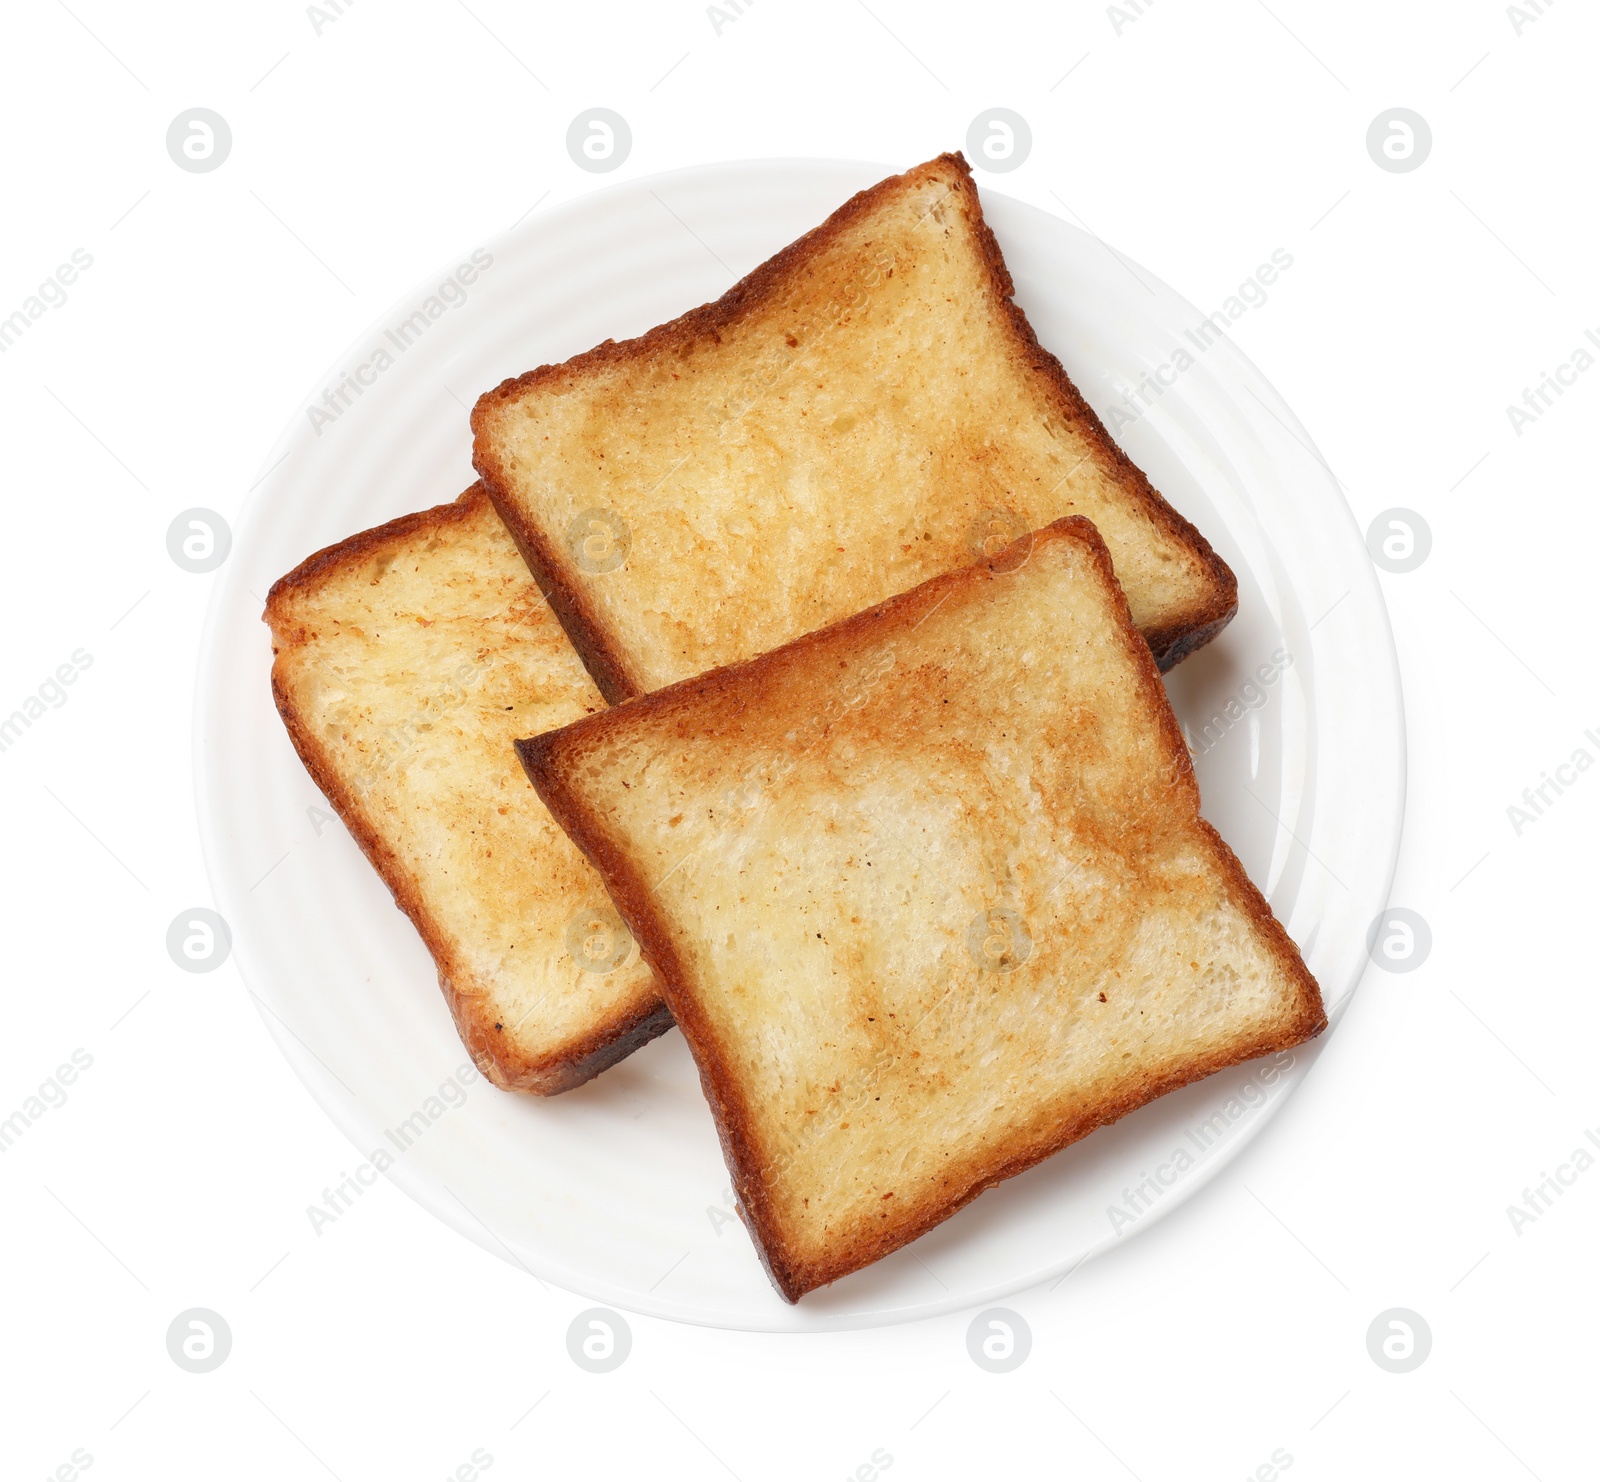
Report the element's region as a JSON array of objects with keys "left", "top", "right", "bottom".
[
  {"left": 264, "top": 485, "right": 668, "bottom": 1094},
  {"left": 473, "top": 152, "right": 1236, "bottom": 704},
  {"left": 517, "top": 518, "right": 1322, "bottom": 1298}
]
